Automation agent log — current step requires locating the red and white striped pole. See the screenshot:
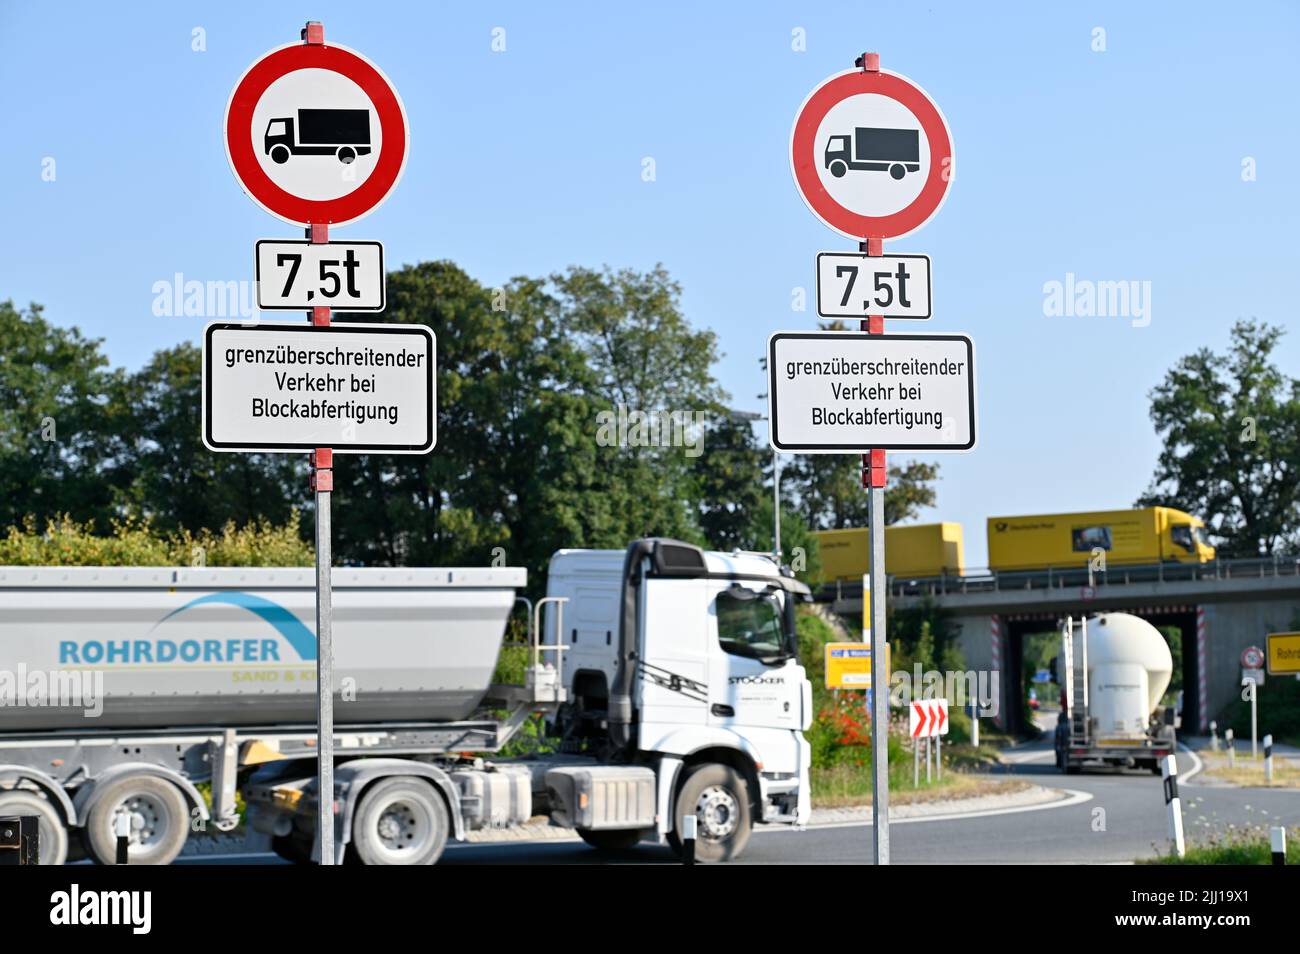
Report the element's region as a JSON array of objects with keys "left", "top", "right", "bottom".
[
  {"left": 990, "top": 613, "right": 1004, "bottom": 729},
  {"left": 1196, "top": 605, "right": 1208, "bottom": 733}
]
